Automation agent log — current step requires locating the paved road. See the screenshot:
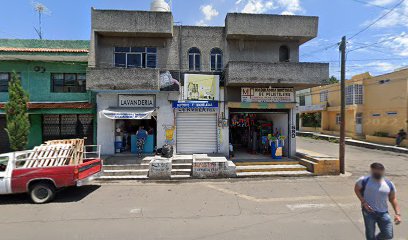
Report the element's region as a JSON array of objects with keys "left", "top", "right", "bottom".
[{"left": 0, "top": 137, "right": 407, "bottom": 240}]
